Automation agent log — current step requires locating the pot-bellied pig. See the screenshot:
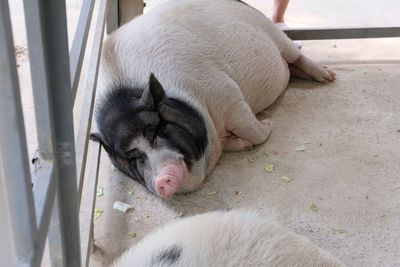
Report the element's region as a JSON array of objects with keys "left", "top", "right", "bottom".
[
  {"left": 91, "top": 0, "right": 335, "bottom": 198},
  {"left": 111, "top": 210, "right": 344, "bottom": 267}
]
